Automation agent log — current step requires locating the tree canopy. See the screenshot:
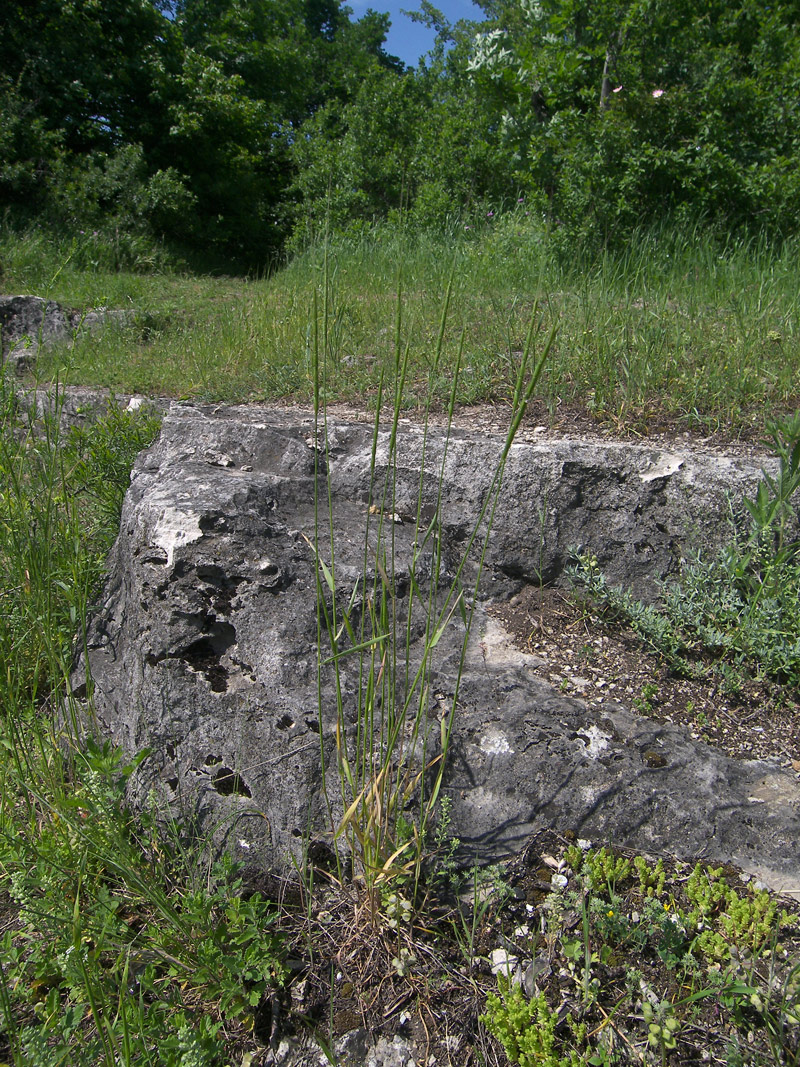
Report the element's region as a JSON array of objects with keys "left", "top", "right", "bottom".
[{"left": 2, "top": 0, "right": 798, "bottom": 268}]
